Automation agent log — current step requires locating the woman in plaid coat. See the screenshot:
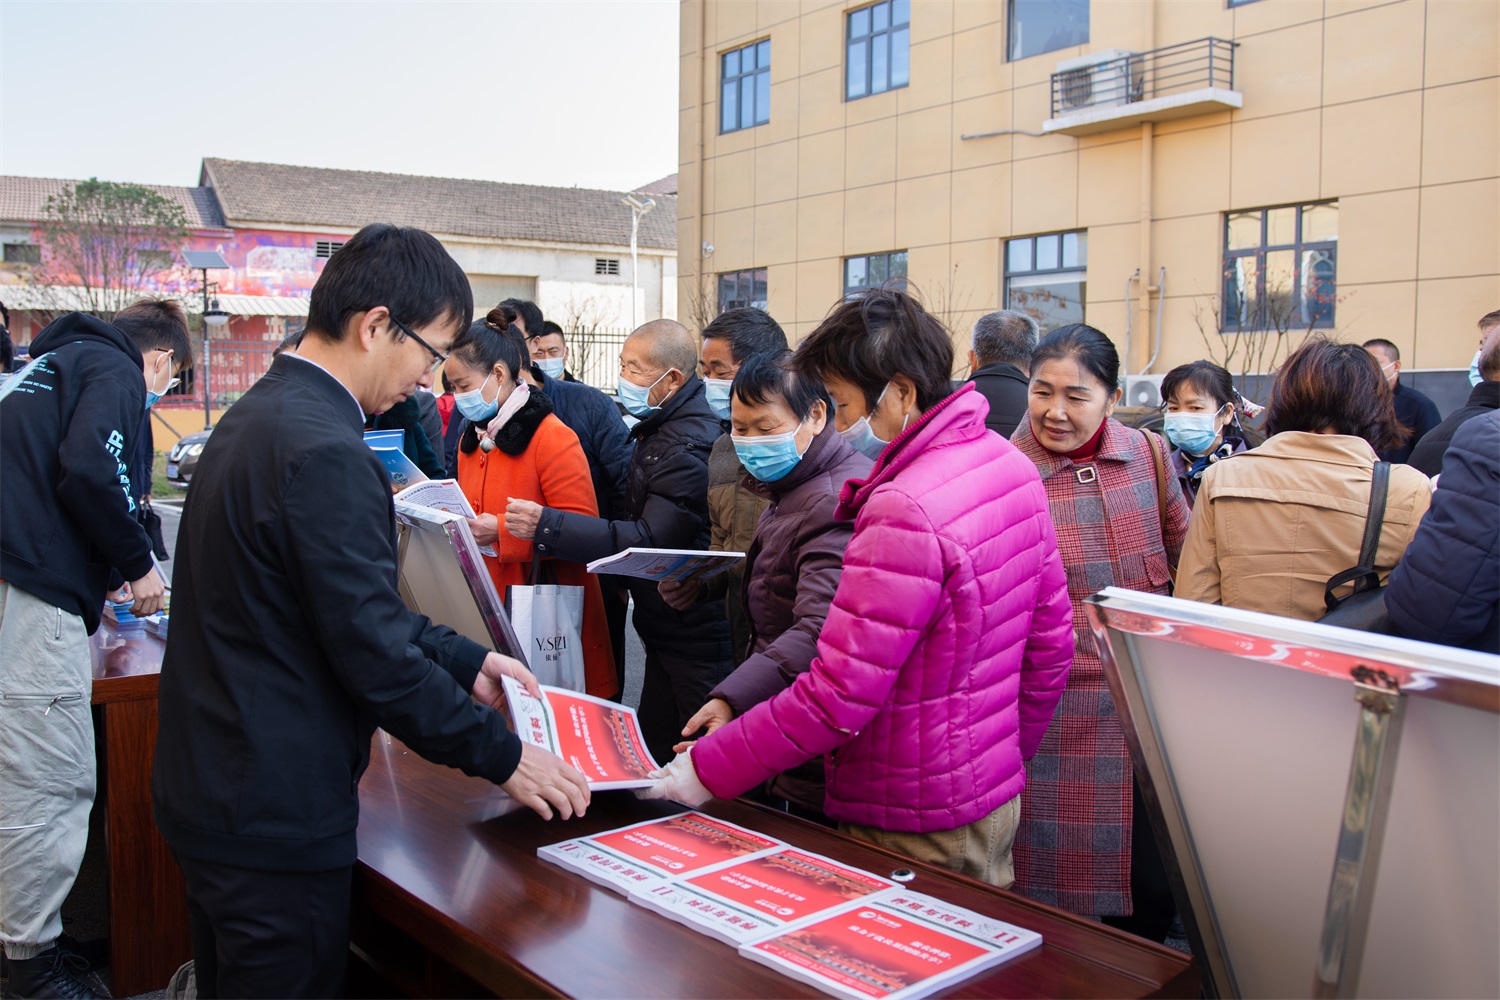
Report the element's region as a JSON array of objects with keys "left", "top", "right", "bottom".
[{"left": 1010, "top": 324, "right": 1190, "bottom": 940}]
